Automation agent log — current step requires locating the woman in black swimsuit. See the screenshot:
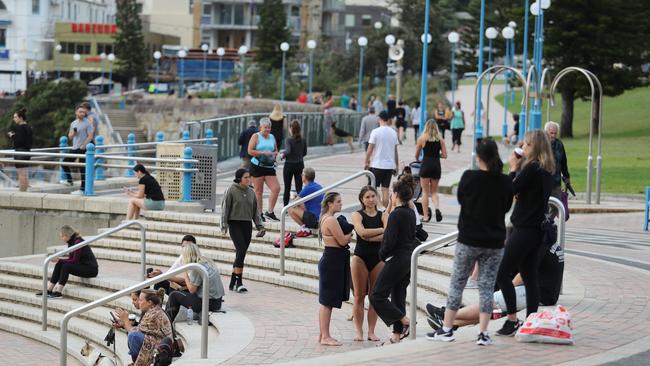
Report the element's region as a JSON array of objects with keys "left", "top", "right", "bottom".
[
  {"left": 415, "top": 120, "right": 447, "bottom": 222},
  {"left": 350, "top": 186, "right": 387, "bottom": 342}
]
